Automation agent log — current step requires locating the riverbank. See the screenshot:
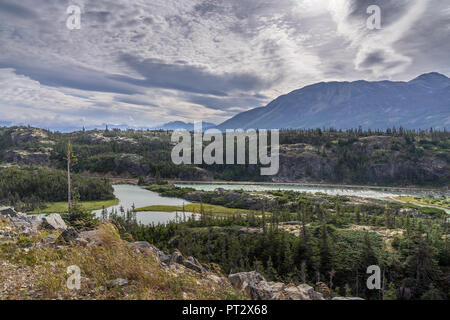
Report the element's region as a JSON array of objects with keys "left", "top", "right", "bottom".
[
  {"left": 171, "top": 180, "right": 449, "bottom": 194},
  {"left": 134, "top": 203, "right": 255, "bottom": 216},
  {"left": 29, "top": 199, "right": 119, "bottom": 214}
]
